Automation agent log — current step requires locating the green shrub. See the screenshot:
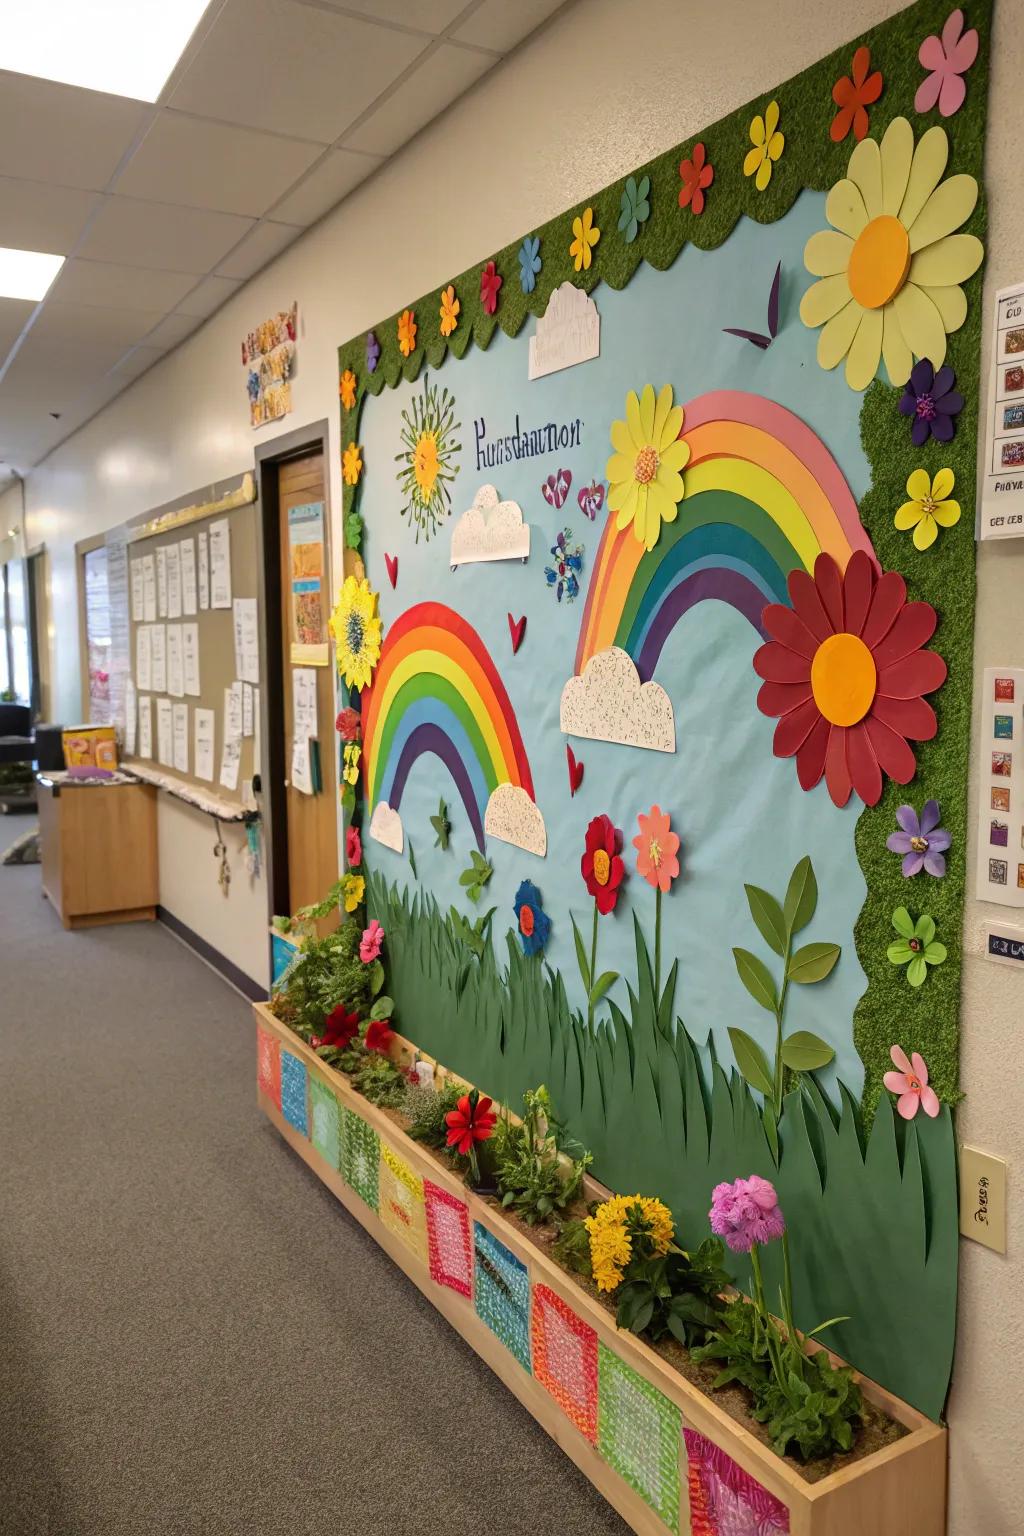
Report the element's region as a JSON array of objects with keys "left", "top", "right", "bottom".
[{"left": 493, "top": 1086, "right": 590, "bottom": 1226}]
